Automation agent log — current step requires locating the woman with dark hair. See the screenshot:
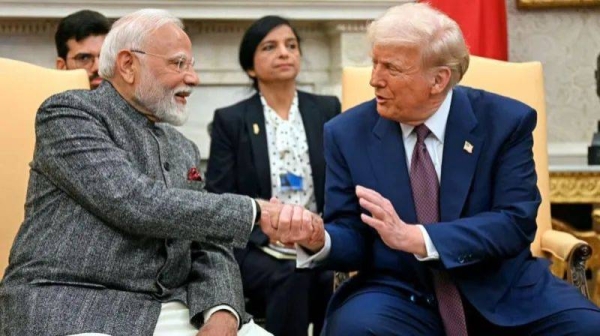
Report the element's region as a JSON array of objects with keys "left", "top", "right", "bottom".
[{"left": 206, "top": 15, "right": 340, "bottom": 336}]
